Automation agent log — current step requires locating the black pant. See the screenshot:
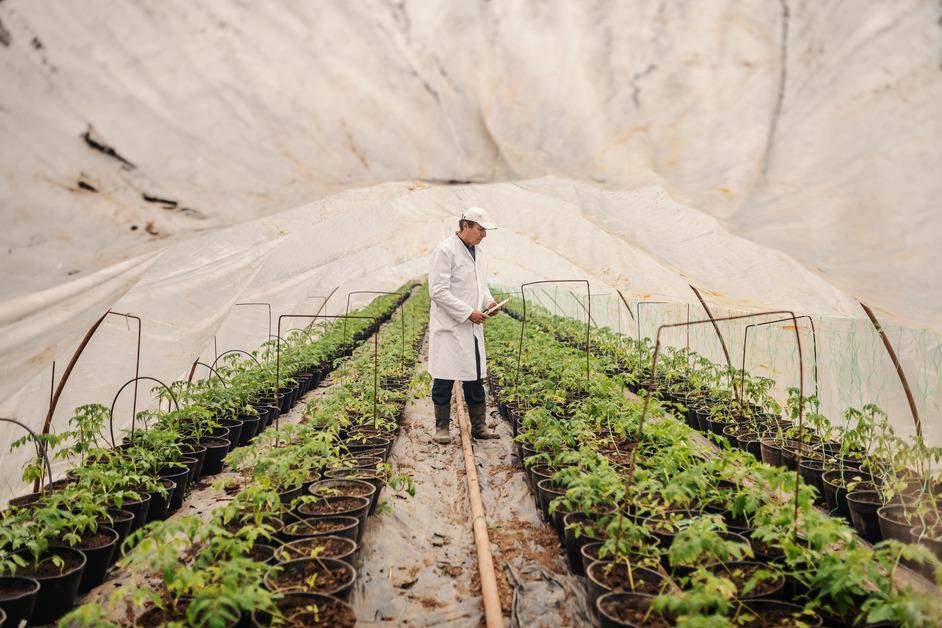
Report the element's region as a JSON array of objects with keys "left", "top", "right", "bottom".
[{"left": 432, "top": 337, "right": 485, "bottom": 405}]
